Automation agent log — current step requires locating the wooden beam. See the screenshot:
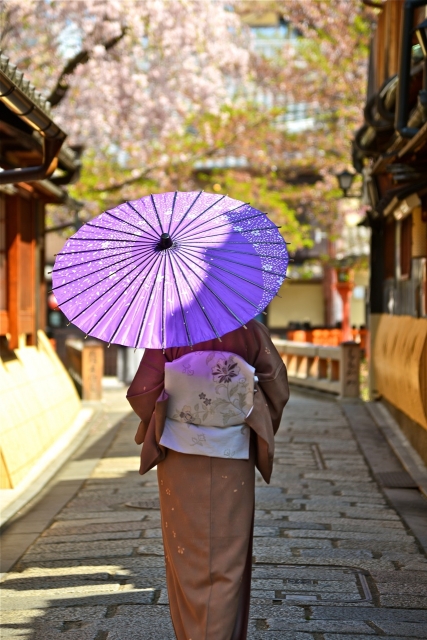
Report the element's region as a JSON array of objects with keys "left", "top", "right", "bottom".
[
  {"left": 6, "top": 195, "right": 20, "bottom": 349},
  {"left": 398, "top": 121, "right": 427, "bottom": 157},
  {"left": 18, "top": 196, "right": 36, "bottom": 346}
]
